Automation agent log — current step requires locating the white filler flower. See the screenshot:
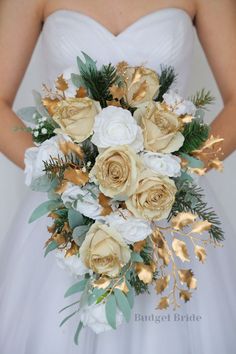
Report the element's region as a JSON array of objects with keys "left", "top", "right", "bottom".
[
  {"left": 104, "top": 211, "right": 152, "bottom": 244},
  {"left": 24, "top": 134, "right": 70, "bottom": 186},
  {"left": 80, "top": 302, "right": 123, "bottom": 334},
  {"left": 163, "top": 90, "right": 196, "bottom": 116},
  {"left": 91, "top": 106, "right": 144, "bottom": 152},
  {"left": 141, "top": 151, "right": 181, "bottom": 177}
]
